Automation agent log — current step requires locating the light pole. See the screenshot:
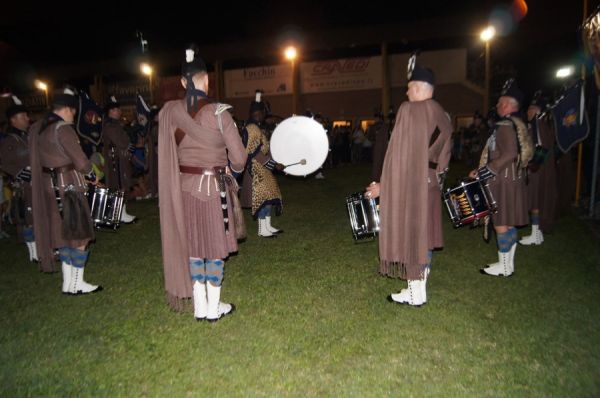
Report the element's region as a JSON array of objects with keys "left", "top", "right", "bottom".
[
  {"left": 34, "top": 79, "right": 49, "bottom": 108},
  {"left": 480, "top": 26, "right": 496, "bottom": 113},
  {"left": 140, "top": 62, "right": 154, "bottom": 104},
  {"left": 284, "top": 46, "right": 298, "bottom": 115}
]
